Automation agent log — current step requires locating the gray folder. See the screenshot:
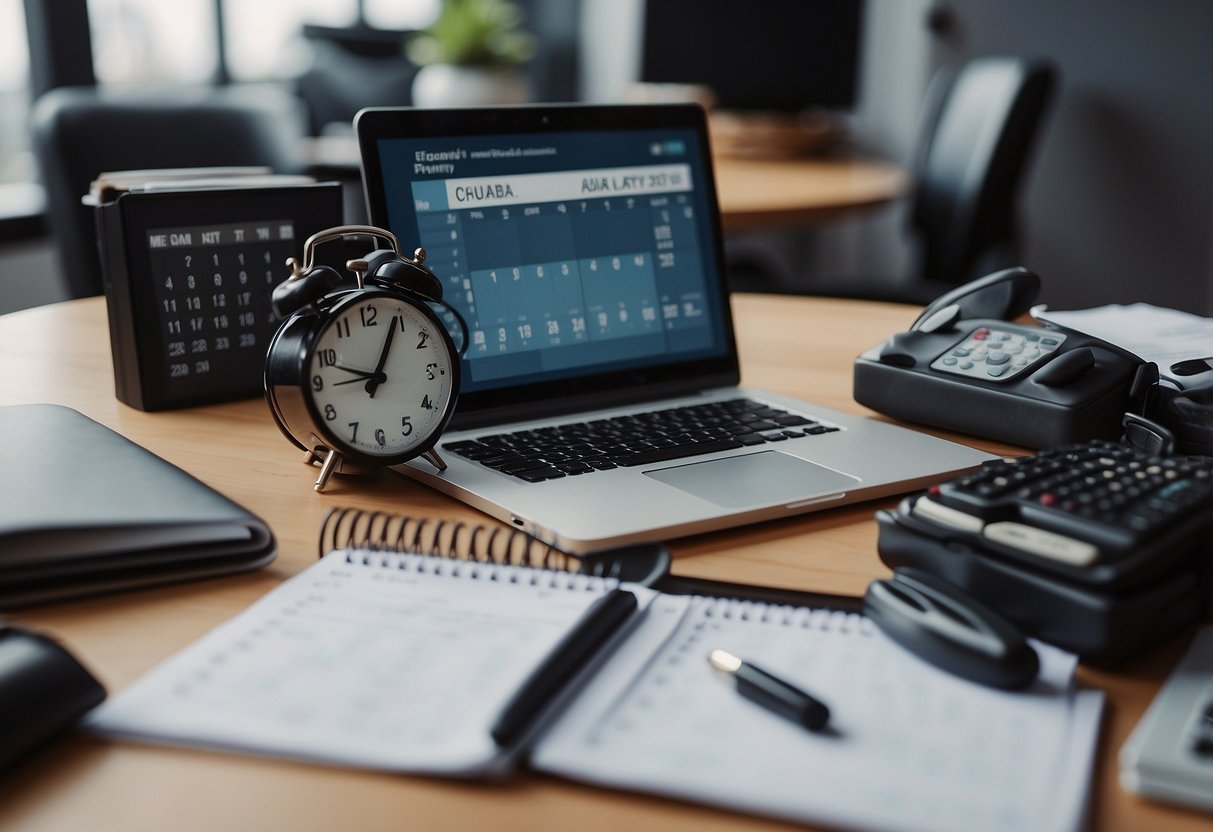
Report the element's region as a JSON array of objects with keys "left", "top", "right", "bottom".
[{"left": 1, "top": 404, "right": 275, "bottom": 607}]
